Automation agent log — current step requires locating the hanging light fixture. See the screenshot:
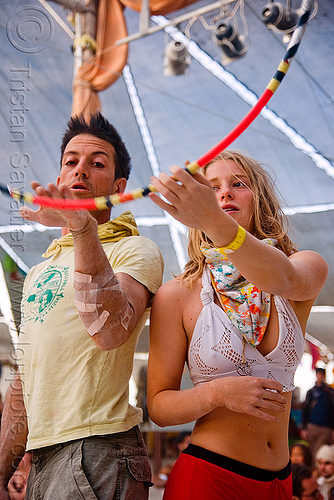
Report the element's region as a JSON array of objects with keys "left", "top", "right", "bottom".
[
  {"left": 261, "top": 1, "right": 299, "bottom": 32},
  {"left": 213, "top": 22, "right": 247, "bottom": 64},
  {"left": 164, "top": 40, "right": 190, "bottom": 76}
]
